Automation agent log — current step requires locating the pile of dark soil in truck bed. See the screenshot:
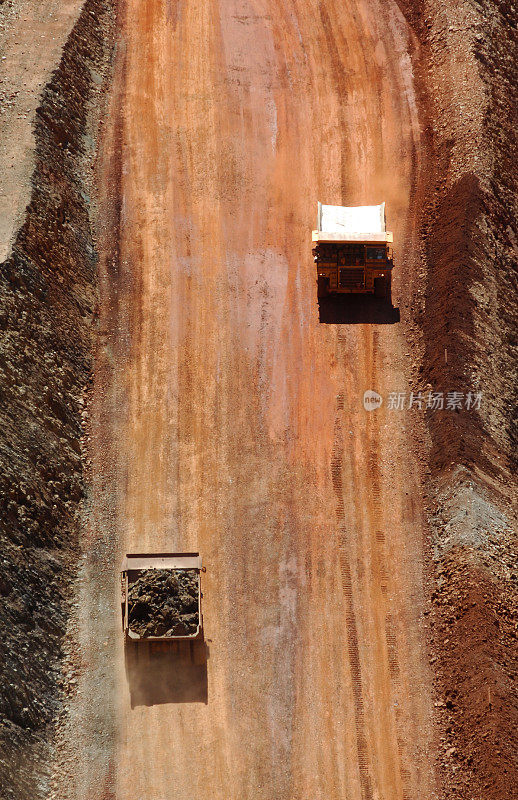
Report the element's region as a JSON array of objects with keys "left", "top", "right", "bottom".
[{"left": 127, "top": 569, "right": 199, "bottom": 638}]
